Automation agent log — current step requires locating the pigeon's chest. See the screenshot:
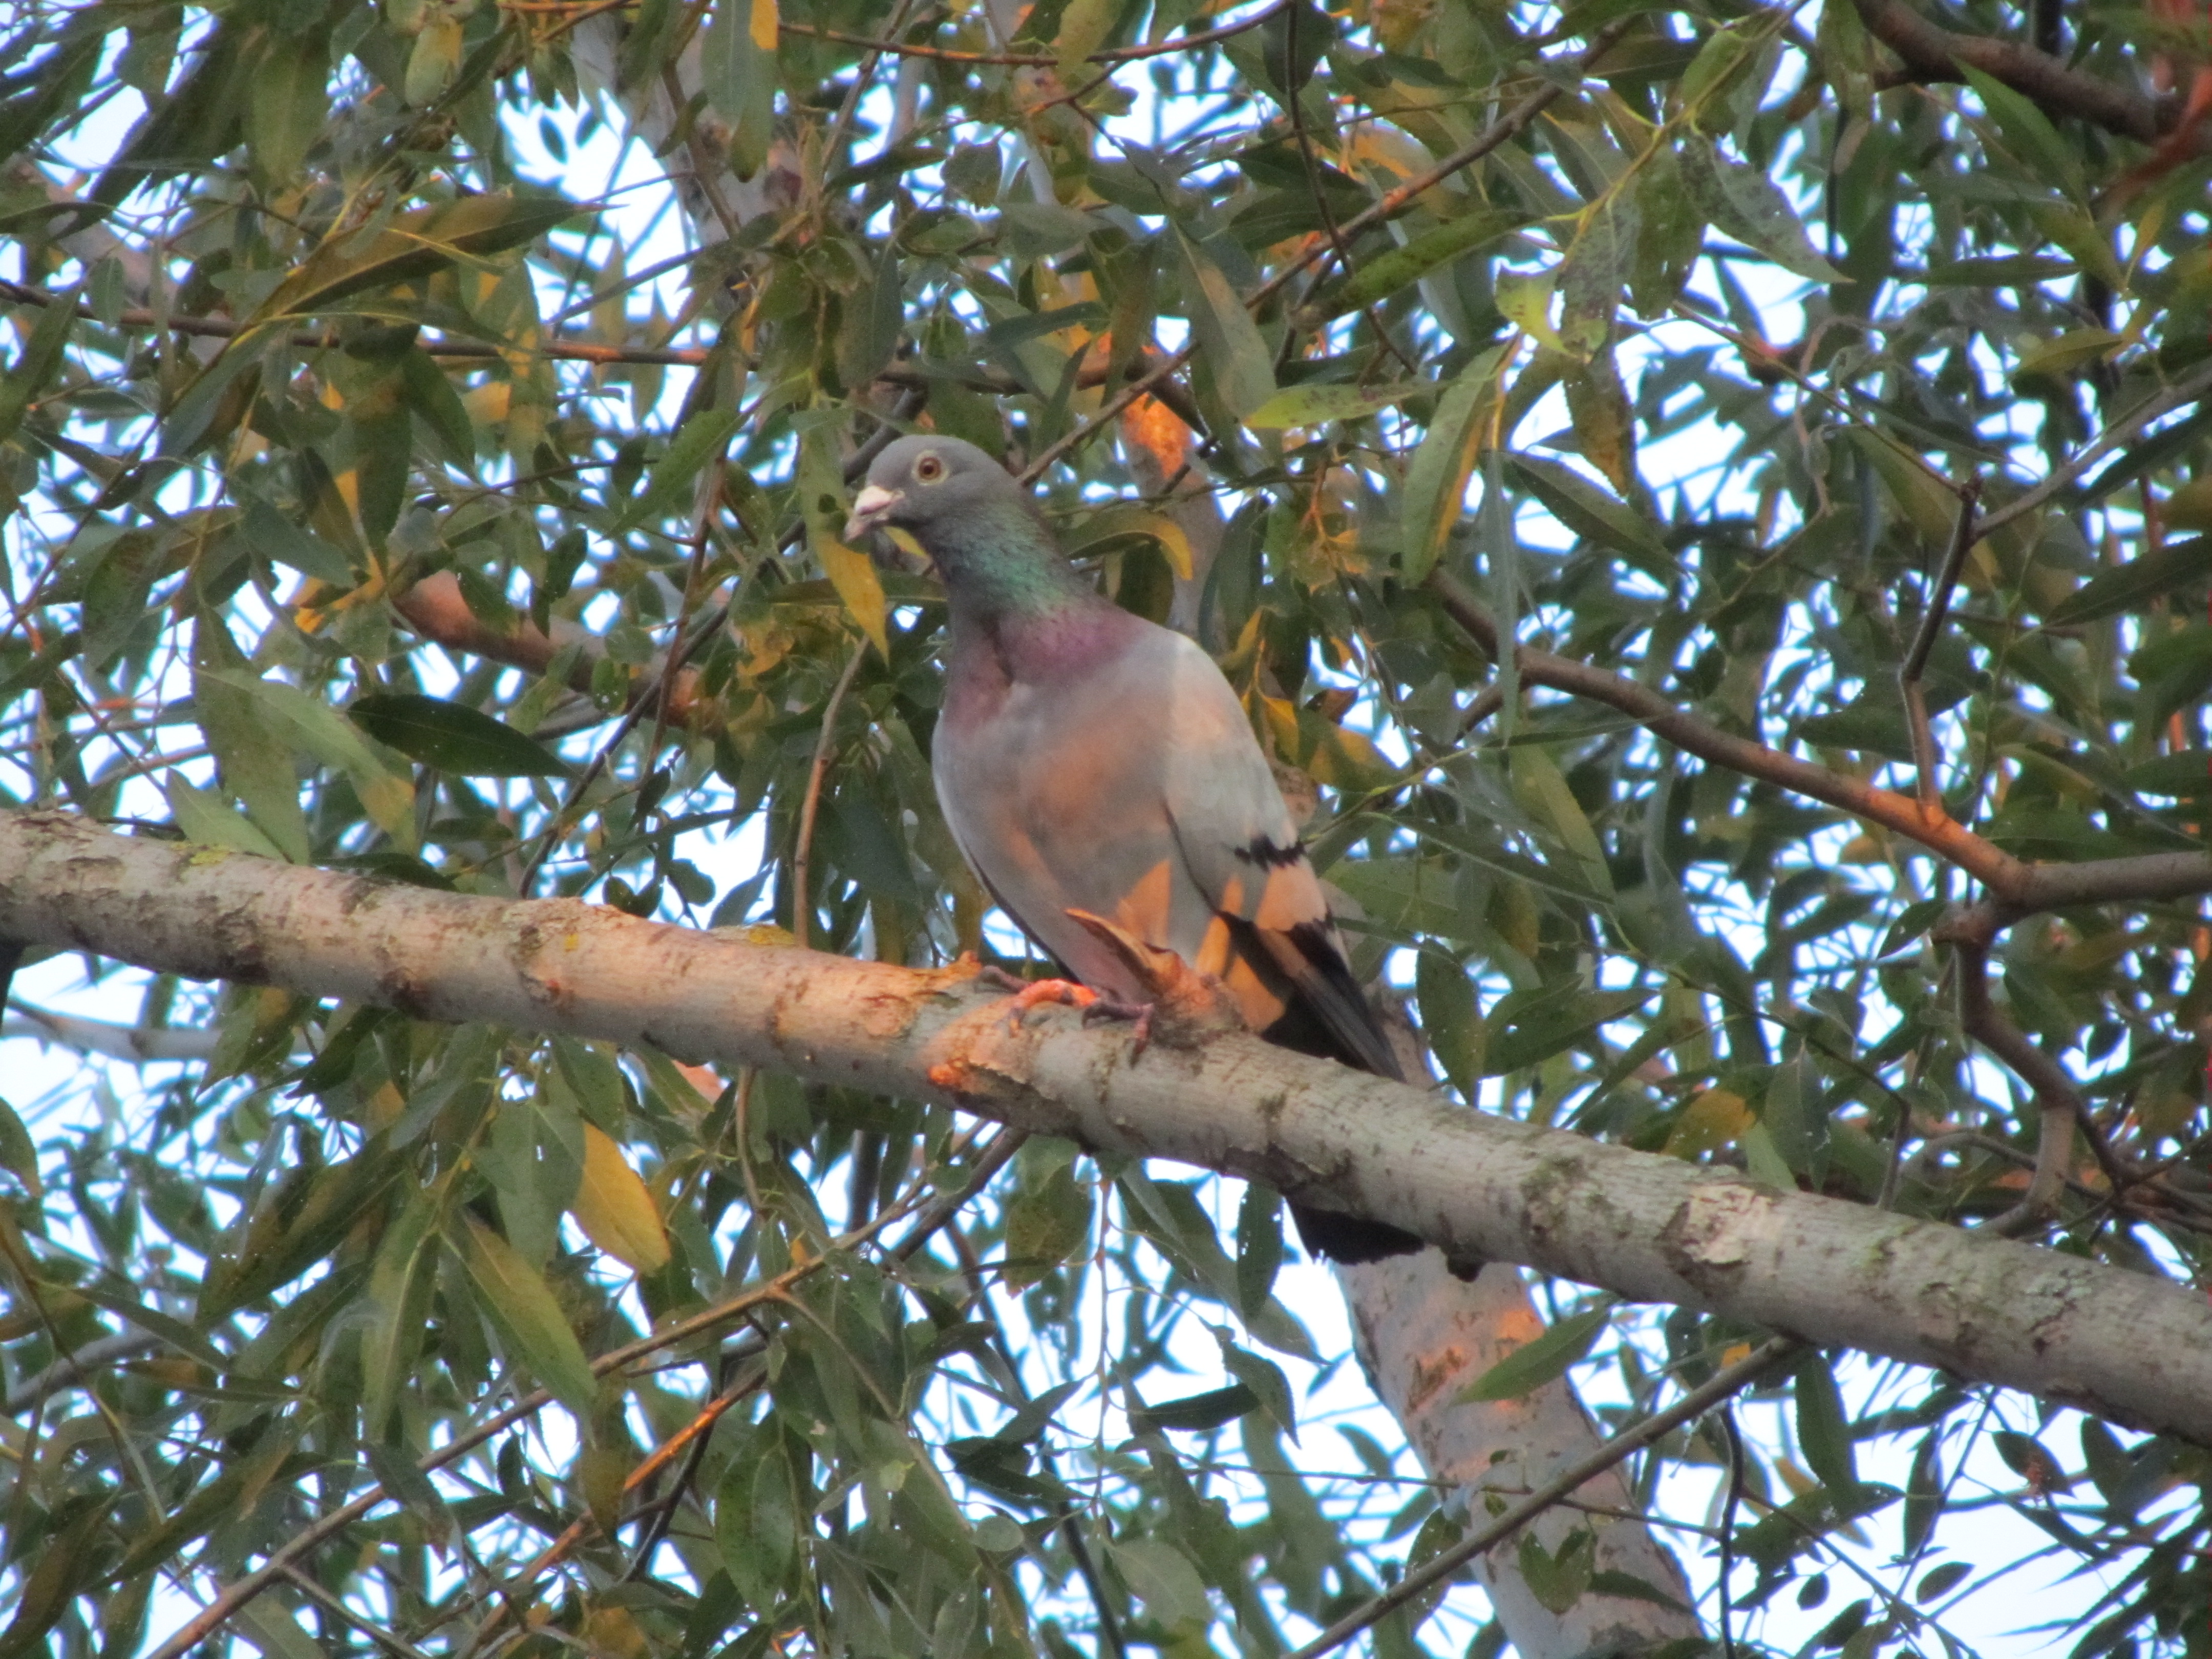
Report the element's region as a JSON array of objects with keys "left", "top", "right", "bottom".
[
  {"left": 937, "top": 652, "right": 1135, "bottom": 835},
  {"left": 933, "top": 612, "right": 1172, "bottom": 880}
]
